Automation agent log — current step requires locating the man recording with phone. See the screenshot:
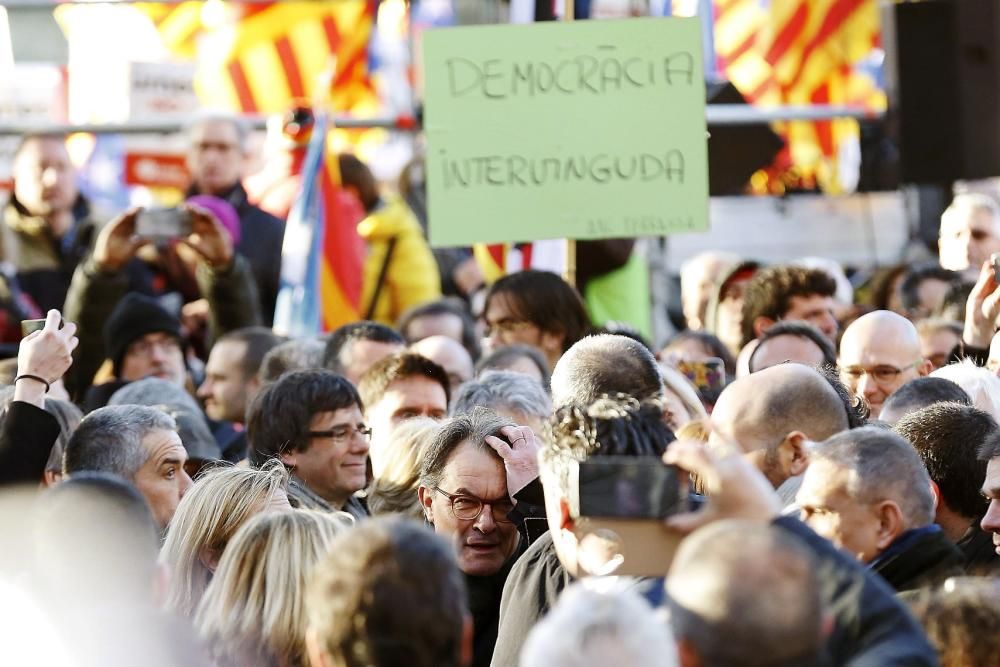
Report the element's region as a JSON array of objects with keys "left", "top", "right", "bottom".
[{"left": 63, "top": 203, "right": 261, "bottom": 402}]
